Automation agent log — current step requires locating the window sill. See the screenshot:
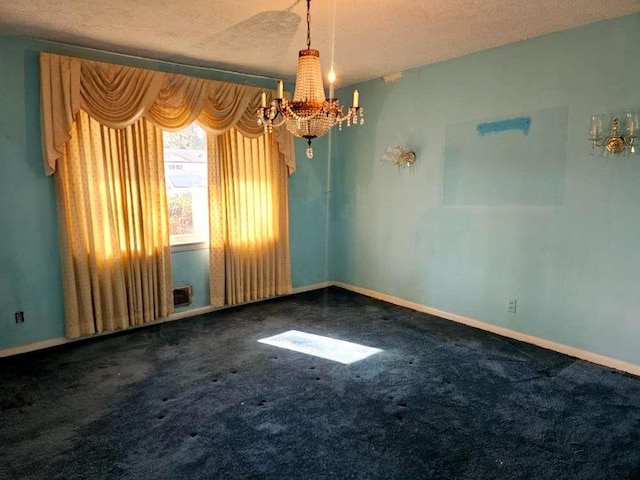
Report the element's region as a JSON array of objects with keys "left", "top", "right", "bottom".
[{"left": 171, "top": 241, "right": 208, "bottom": 253}]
